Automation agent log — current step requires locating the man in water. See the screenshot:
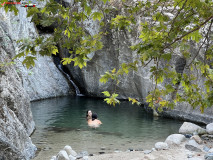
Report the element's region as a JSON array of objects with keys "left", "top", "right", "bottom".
[{"left": 86, "top": 110, "right": 102, "bottom": 128}]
